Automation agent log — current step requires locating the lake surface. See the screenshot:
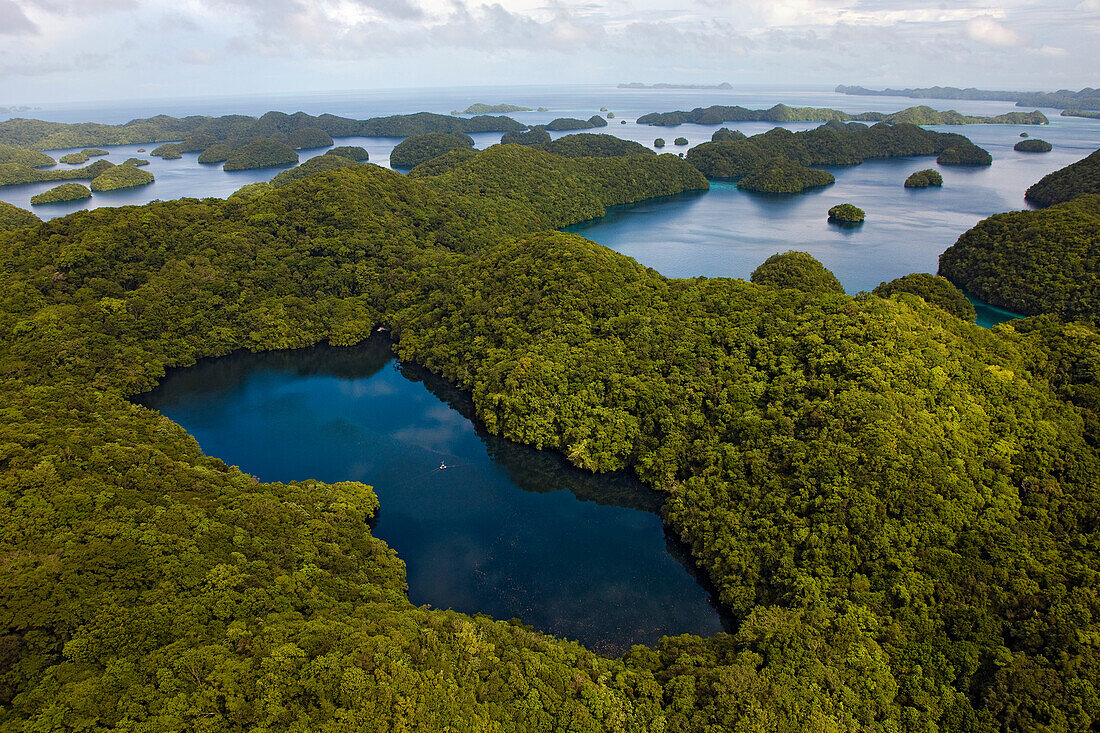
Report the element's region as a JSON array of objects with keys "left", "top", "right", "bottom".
[{"left": 135, "top": 338, "right": 729, "bottom": 655}]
